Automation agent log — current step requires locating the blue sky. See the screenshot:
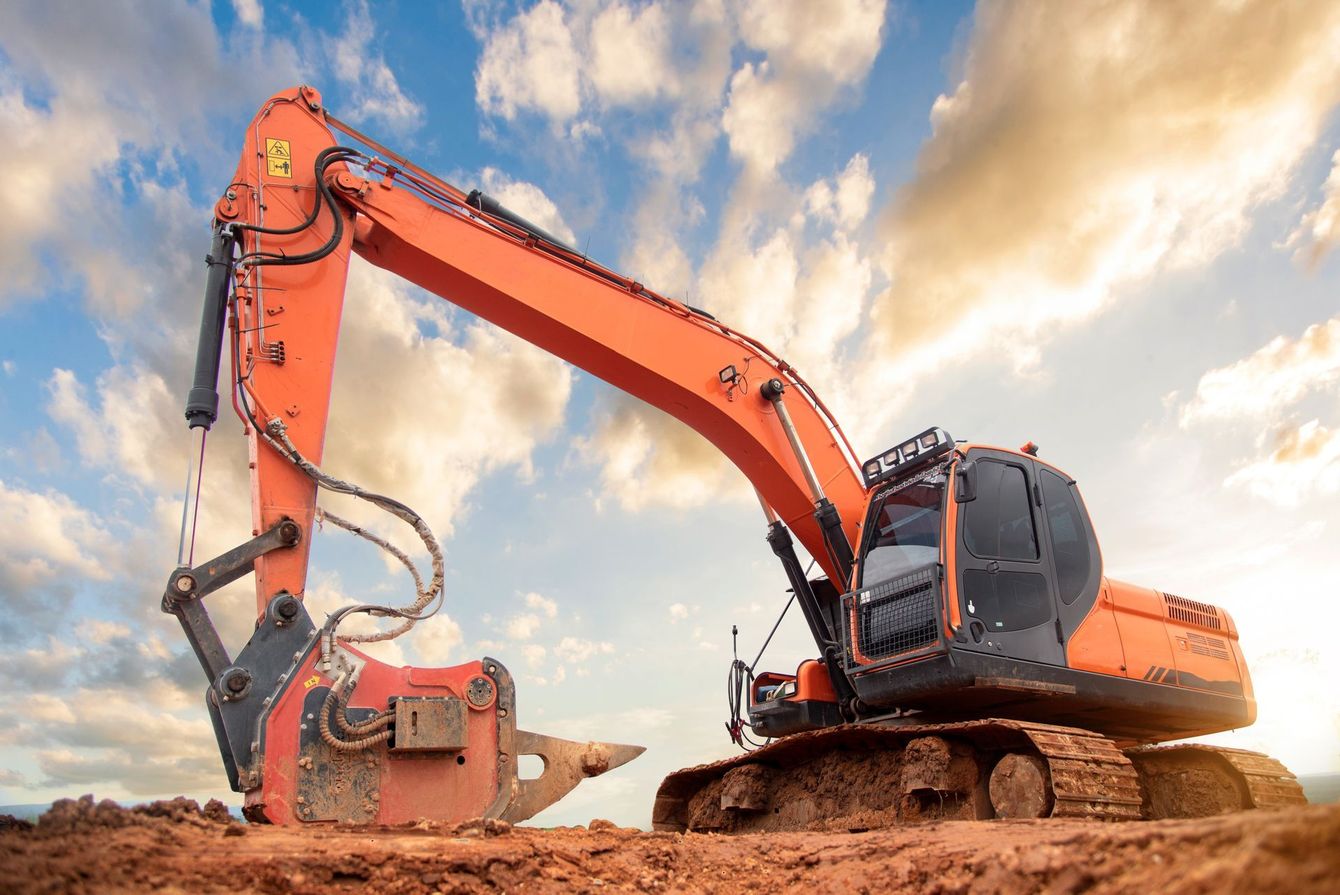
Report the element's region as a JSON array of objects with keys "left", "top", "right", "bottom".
[{"left": 1, "top": 0, "right": 1338, "bottom": 828}]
